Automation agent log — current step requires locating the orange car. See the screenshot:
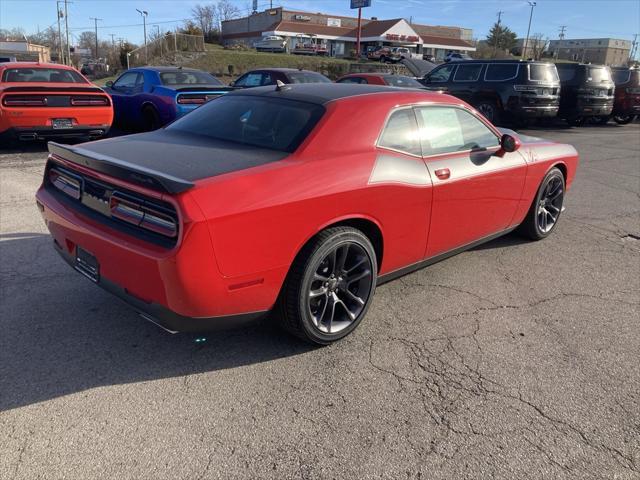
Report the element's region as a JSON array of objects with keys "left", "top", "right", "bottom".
[{"left": 0, "top": 62, "right": 113, "bottom": 142}]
